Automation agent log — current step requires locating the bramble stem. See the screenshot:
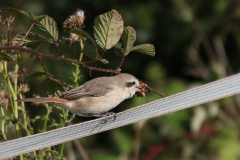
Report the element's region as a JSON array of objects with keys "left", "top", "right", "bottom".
[
  {"left": 16, "top": 21, "right": 37, "bottom": 47},
  {"left": 0, "top": 106, "right": 7, "bottom": 140},
  {"left": 0, "top": 46, "right": 120, "bottom": 74}
]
